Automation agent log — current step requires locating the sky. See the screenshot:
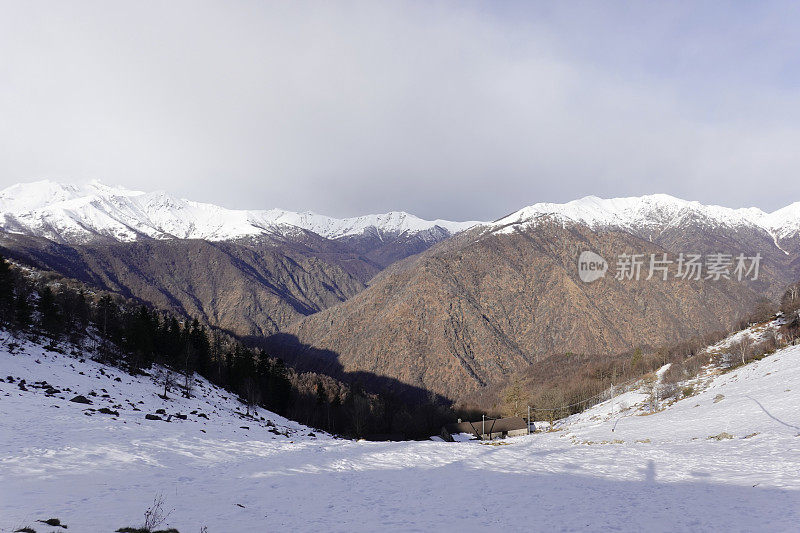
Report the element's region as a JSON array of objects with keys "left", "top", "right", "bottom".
[{"left": 2, "top": 1, "right": 800, "bottom": 221}]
